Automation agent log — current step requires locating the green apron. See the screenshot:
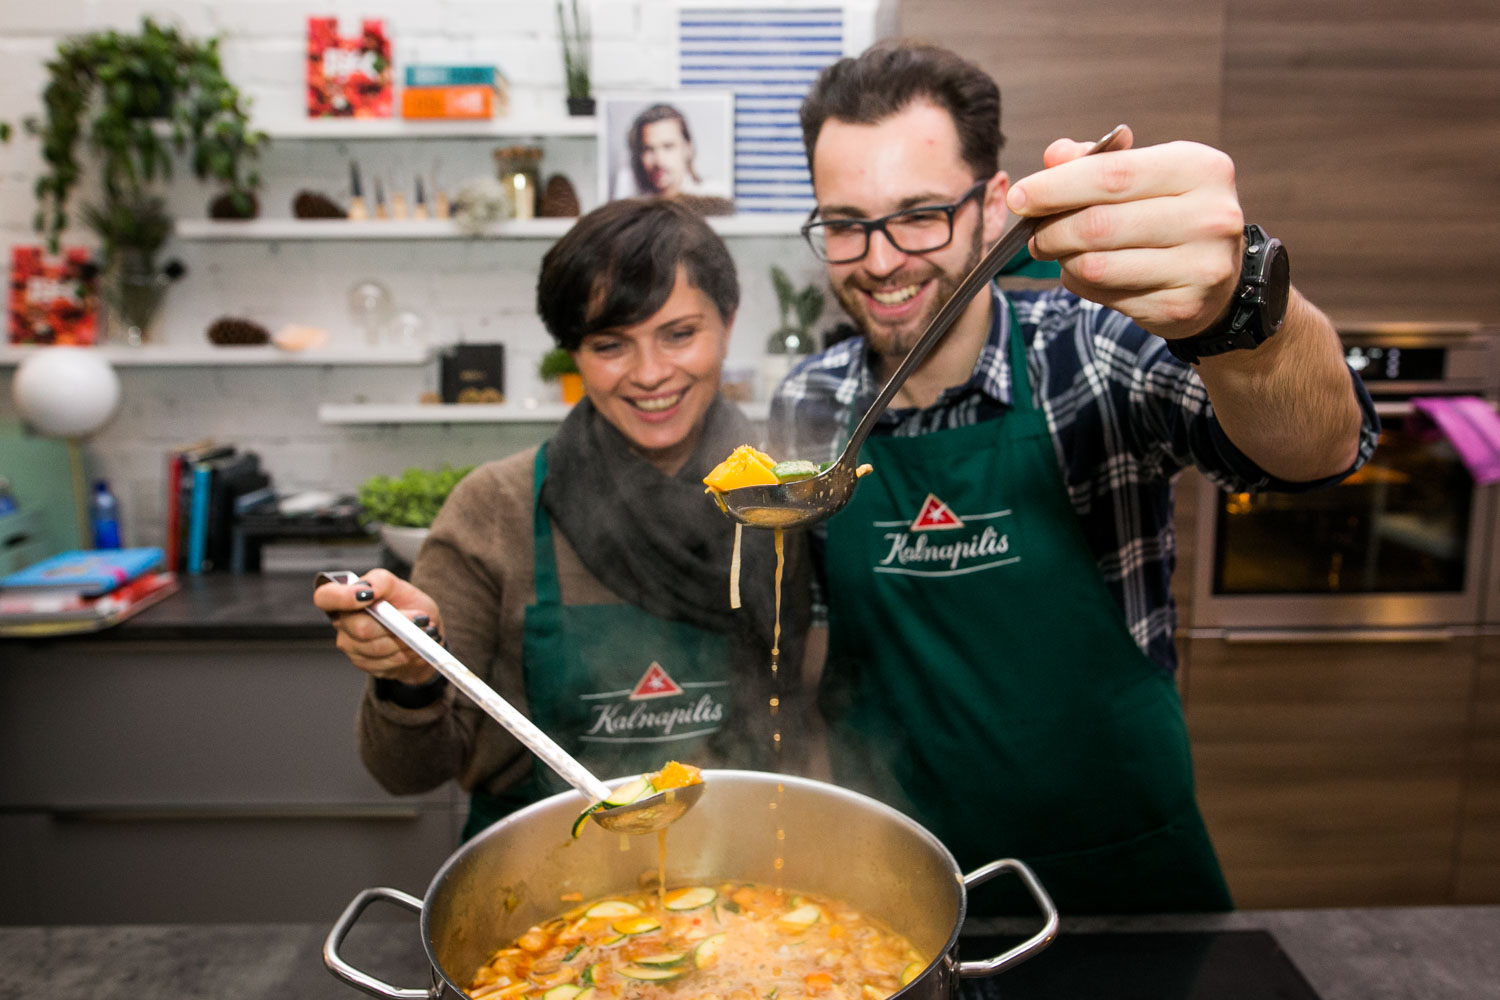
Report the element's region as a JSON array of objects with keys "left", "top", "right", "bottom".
[
  {"left": 821, "top": 300, "right": 1232, "bottom": 915},
  {"left": 464, "top": 445, "right": 738, "bottom": 839}
]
